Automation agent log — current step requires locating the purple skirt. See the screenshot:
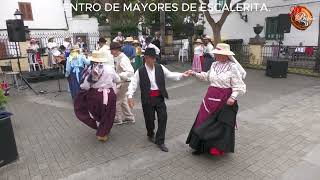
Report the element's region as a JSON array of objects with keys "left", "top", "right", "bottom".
[
  {"left": 194, "top": 86, "right": 232, "bottom": 128},
  {"left": 74, "top": 88, "right": 116, "bottom": 137}
]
